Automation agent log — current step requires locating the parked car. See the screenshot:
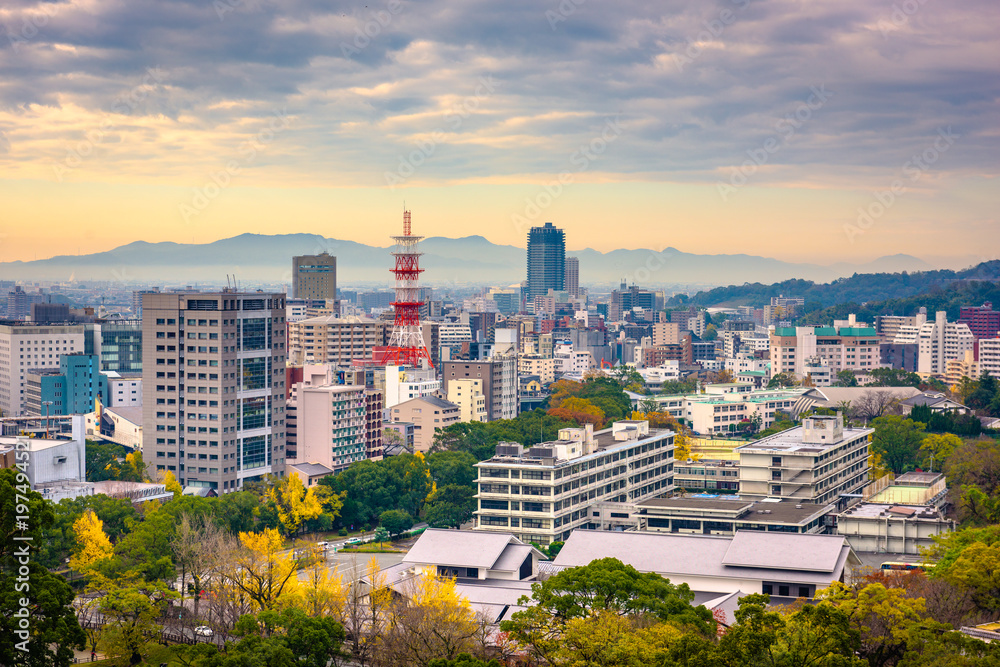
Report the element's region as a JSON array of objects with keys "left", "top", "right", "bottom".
[{"left": 194, "top": 626, "right": 214, "bottom": 637}]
